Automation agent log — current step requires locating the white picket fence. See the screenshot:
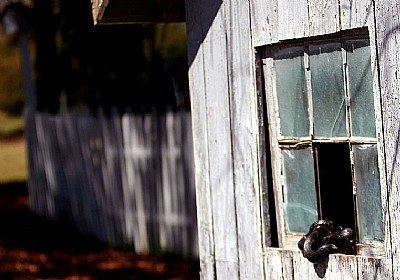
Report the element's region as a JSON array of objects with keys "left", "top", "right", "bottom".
[{"left": 25, "top": 109, "right": 198, "bottom": 257}]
